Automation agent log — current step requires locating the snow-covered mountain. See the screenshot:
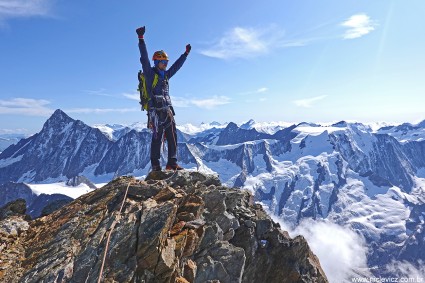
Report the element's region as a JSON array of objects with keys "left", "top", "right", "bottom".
[
  {"left": 1, "top": 109, "right": 425, "bottom": 280},
  {"left": 0, "top": 177, "right": 95, "bottom": 218},
  {"left": 0, "top": 133, "right": 27, "bottom": 153},
  {"left": 0, "top": 110, "right": 113, "bottom": 183}
]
